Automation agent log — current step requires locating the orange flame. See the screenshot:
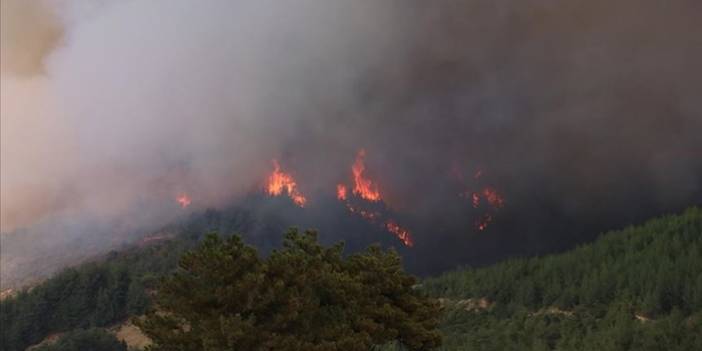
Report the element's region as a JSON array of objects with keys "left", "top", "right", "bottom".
[
  {"left": 176, "top": 193, "right": 192, "bottom": 208},
  {"left": 351, "top": 149, "right": 381, "bottom": 201},
  {"left": 336, "top": 184, "right": 348, "bottom": 201},
  {"left": 385, "top": 220, "right": 414, "bottom": 247},
  {"left": 266, "top": 160, "right": 307, "bottom": 207},
  {"left": 333, "top": 150, "right": 413, "bottom": 247}
]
